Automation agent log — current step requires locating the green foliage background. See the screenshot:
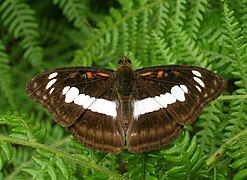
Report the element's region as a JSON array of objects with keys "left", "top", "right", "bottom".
[{"left": 0, "top": 0, "right": 247, "bottom": 179}]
